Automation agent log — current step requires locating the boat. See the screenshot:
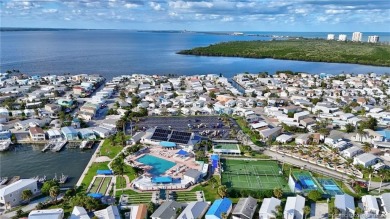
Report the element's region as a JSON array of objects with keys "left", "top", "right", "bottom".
[
  {"left": 0, "top": 177, "right": 8, "bottom": 185},
  {"left": 80, "top": 140, "right": 94, "bottom": 149},
  {"left": 38, "top": 175, "right": 46, "bottom": 183},
  {"left": 58, "top": 173, "right": 68, "bottom": 184},
  {"left": 0, "top": 140, "right": 11, "bottom": 152}
]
